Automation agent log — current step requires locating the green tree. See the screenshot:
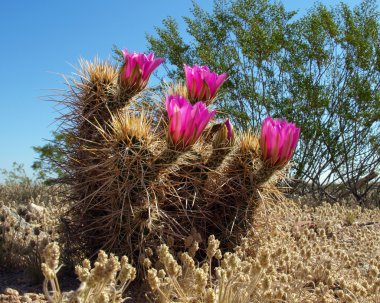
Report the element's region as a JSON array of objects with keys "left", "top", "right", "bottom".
[
  {"left": 32, "top": 131, "right": 67, "bottom": 182},
  {"left": 146, "top": 0, "right": 380, "bottom": 201}
]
